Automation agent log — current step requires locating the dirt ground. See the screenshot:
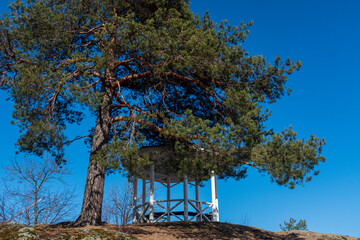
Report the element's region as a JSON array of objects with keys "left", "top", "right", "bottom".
[
  {"left": 119, "top": 222, "right": 282, "bottom": 240},
  {"left": 1, "top": 221, "right": 358, "bottom": 240},
  {"left": 113, "top": 222, "right": 359, "bottom": 240}
]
